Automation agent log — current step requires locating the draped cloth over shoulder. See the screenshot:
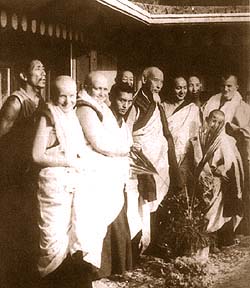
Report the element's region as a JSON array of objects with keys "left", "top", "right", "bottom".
[
  {"left": 37, "top": 104, "right": 88, "bottom": 277},
  {"left": 190, "top": 130, "right": 244, "bottom": 233},
  {"left": 75, "top": 93, "right": 132, "bottom": 269},
  {"left": 202, "top": 91, "right": 250, "bottom": 234},
  {"left": 167, "top": 102, "right": 201, "bottom": 165},
  {"left": 132, "top": 103, "right": 169, "bottom": 212},
  {"left": 126, "top": 89, "right": 169, "bottom": 252}
]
